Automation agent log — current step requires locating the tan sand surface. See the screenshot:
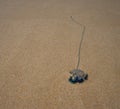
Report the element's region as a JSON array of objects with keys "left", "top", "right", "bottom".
[{"left": 0, "top": 0, "right": 120, "bottom": 109}]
